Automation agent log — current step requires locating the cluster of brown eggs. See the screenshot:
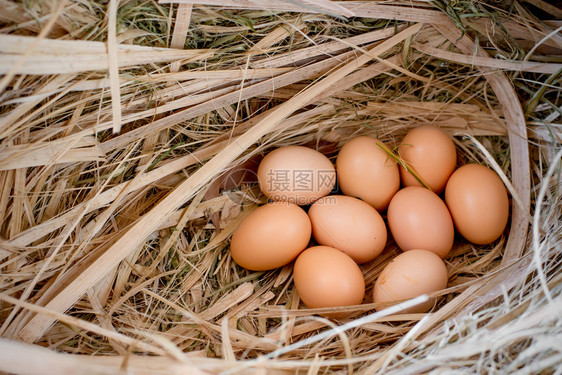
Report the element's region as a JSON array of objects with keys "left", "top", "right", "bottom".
[{"left": 229, "top": 126, "right": 509, "bottom": 316}]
